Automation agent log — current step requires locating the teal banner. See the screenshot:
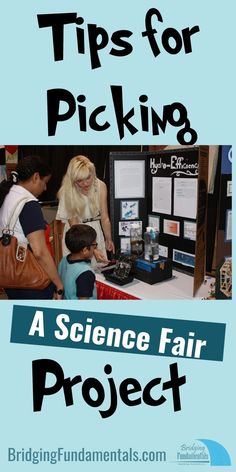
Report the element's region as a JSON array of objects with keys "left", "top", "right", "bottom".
[{"left": 10, "top": 305, "right": 225, "bottom": 361}]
